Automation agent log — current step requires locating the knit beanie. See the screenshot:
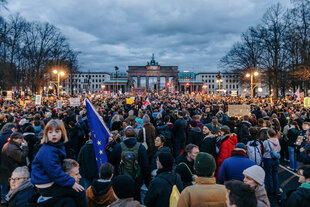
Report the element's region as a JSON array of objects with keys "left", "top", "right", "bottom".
[
  {"left": 243, "top": 165, "right": 265, "bottom": 186},
  {"left": 235, "top": 143, "right": 246, "bottom": 151},
  {"left": 142, "top": 114, "right": 150, "bottom": 124},
  {"left": 194, "top": 152, "right": 216, "bottom": 177},
  {"left": 135, "top": 118, "right": 143, "bottom": 125},
  {"left": 158, "top": 152, "right": 174, "bottom": 169},
  {"left": 220, "top": 125, "right": 230, "bottom": 134},
  {"left": 112, "top": 175, "right": 135, "bottom": 199}
]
